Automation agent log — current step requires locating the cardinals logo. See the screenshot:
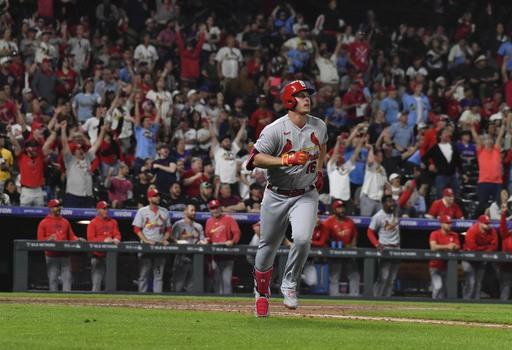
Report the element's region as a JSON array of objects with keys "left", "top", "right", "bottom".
[
  {"left": 384, "top": 219, "right": 398, "bottom": 231},
  {"left": 311, "top": 132, "right": 320, "bottom": 146},
  {"left": 280, "top": 139, "right": 294, "bottom": 157}
]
